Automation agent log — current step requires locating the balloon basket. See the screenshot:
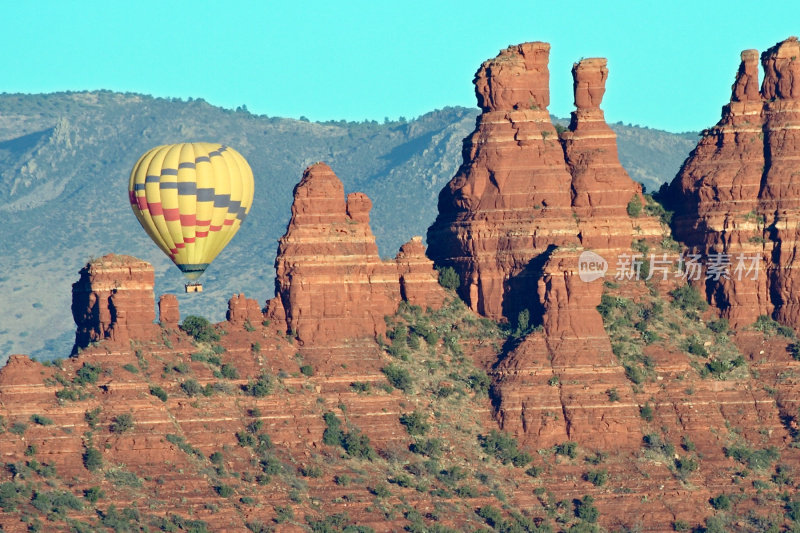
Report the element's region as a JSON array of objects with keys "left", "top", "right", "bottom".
[{"left": 185, "top": 283, "right": 203, "bottom": 293}]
